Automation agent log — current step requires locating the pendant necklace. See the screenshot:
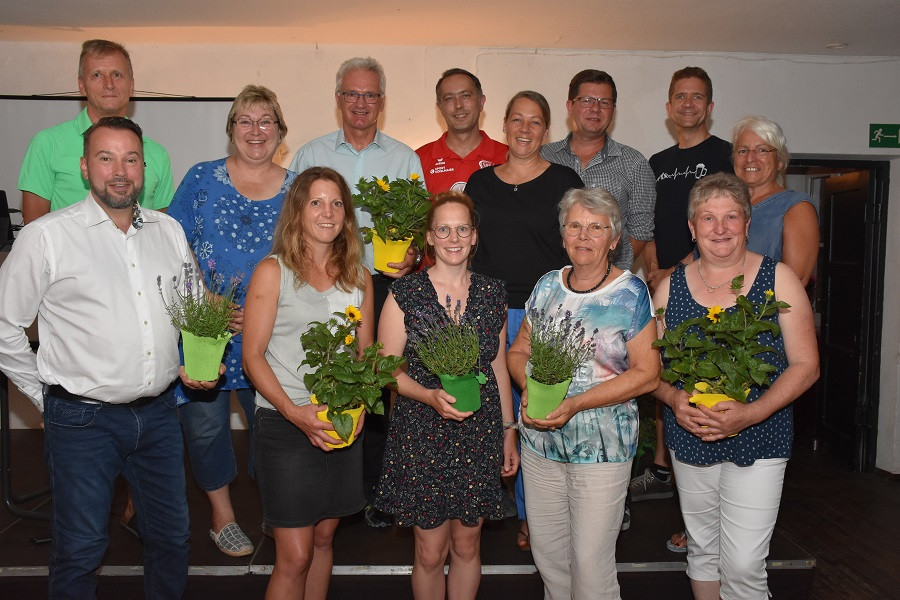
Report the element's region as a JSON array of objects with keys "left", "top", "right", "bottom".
[
  {"left": 696, "top": 254, "right": 746, "bottom": 293},
  {"left": 567, "top": 262, "right": 611, "bottom": 294}
]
